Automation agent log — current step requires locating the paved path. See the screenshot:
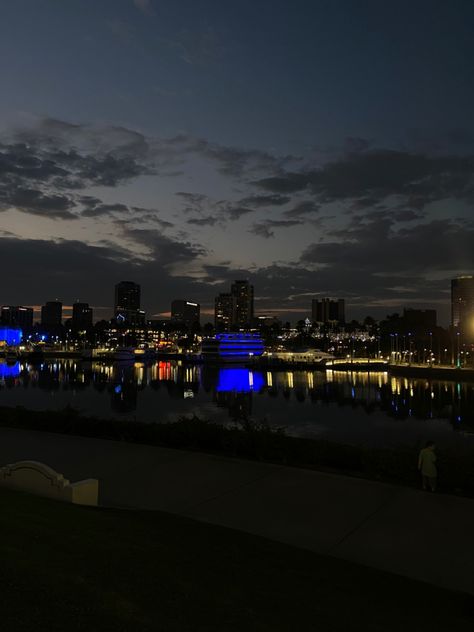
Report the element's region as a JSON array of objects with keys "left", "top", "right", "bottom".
[{"left": 1, "top": 426, "right": 474, "bottom": 595}]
